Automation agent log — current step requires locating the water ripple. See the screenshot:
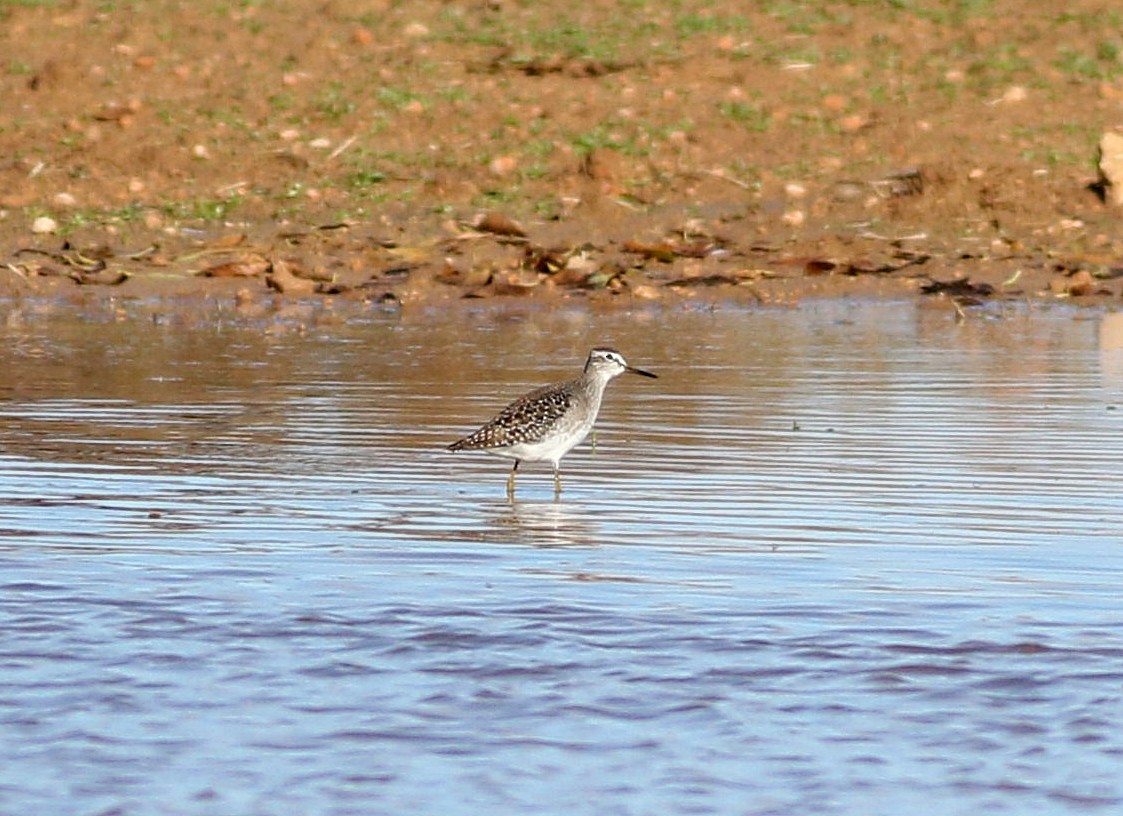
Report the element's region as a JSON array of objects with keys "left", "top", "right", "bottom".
[{"left": 1, "top": 304, "right": 1122, "bottom": 814}]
